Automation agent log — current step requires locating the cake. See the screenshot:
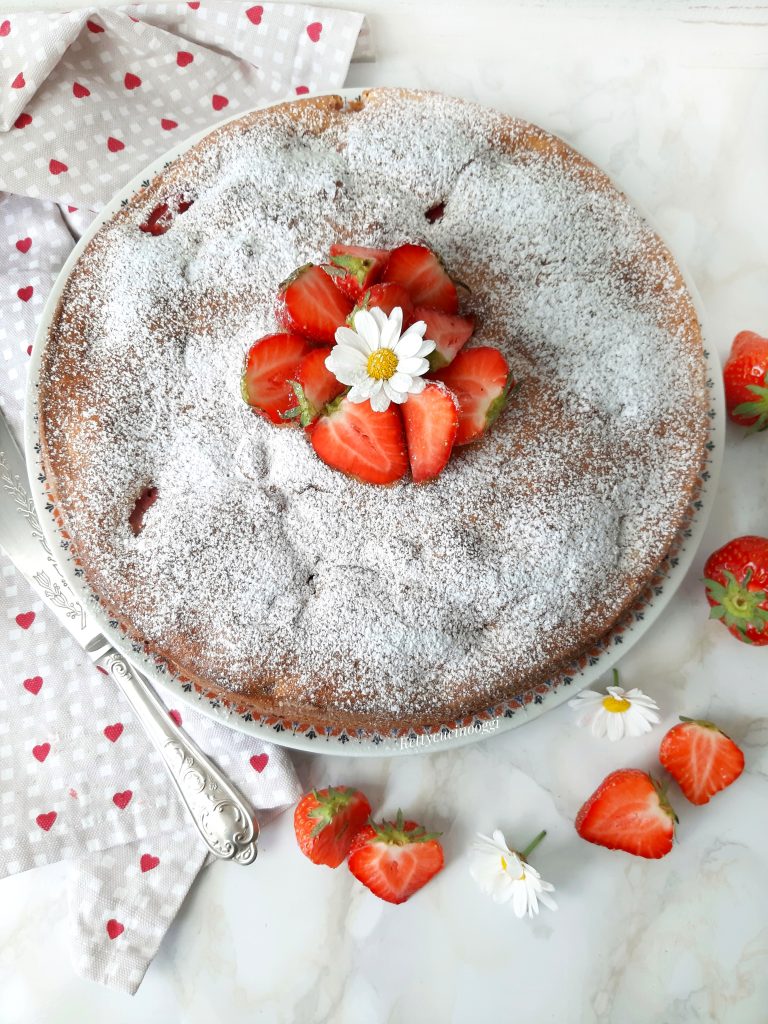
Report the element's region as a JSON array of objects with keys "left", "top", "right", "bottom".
[{"left": 37, "top": 88, "right": 709, "bottom": 733}]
